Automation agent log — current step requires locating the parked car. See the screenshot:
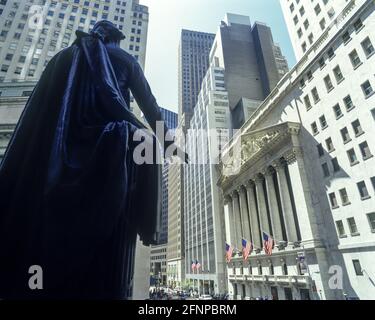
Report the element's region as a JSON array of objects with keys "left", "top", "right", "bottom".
[{"left": 199, "top": 294, "right": 213, "bottom": 300}]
